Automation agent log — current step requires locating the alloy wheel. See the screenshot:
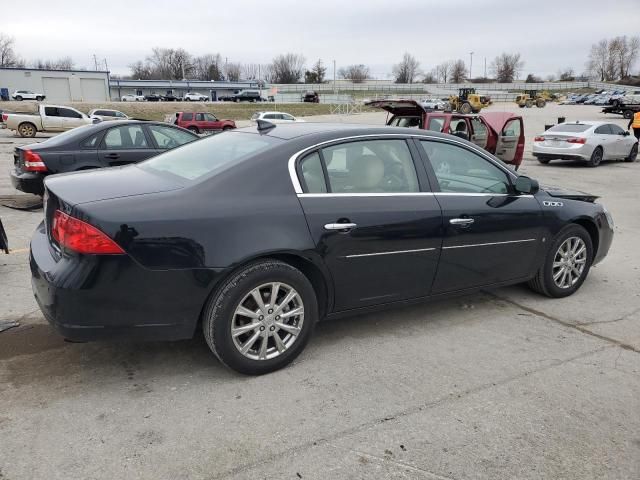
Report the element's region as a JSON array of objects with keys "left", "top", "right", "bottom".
[
  {"left": 231, "top": 282, "right": 304, "bottom": 361},
  {"left": 552, "top": 237, "right": 587, "bottom": 289}
]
